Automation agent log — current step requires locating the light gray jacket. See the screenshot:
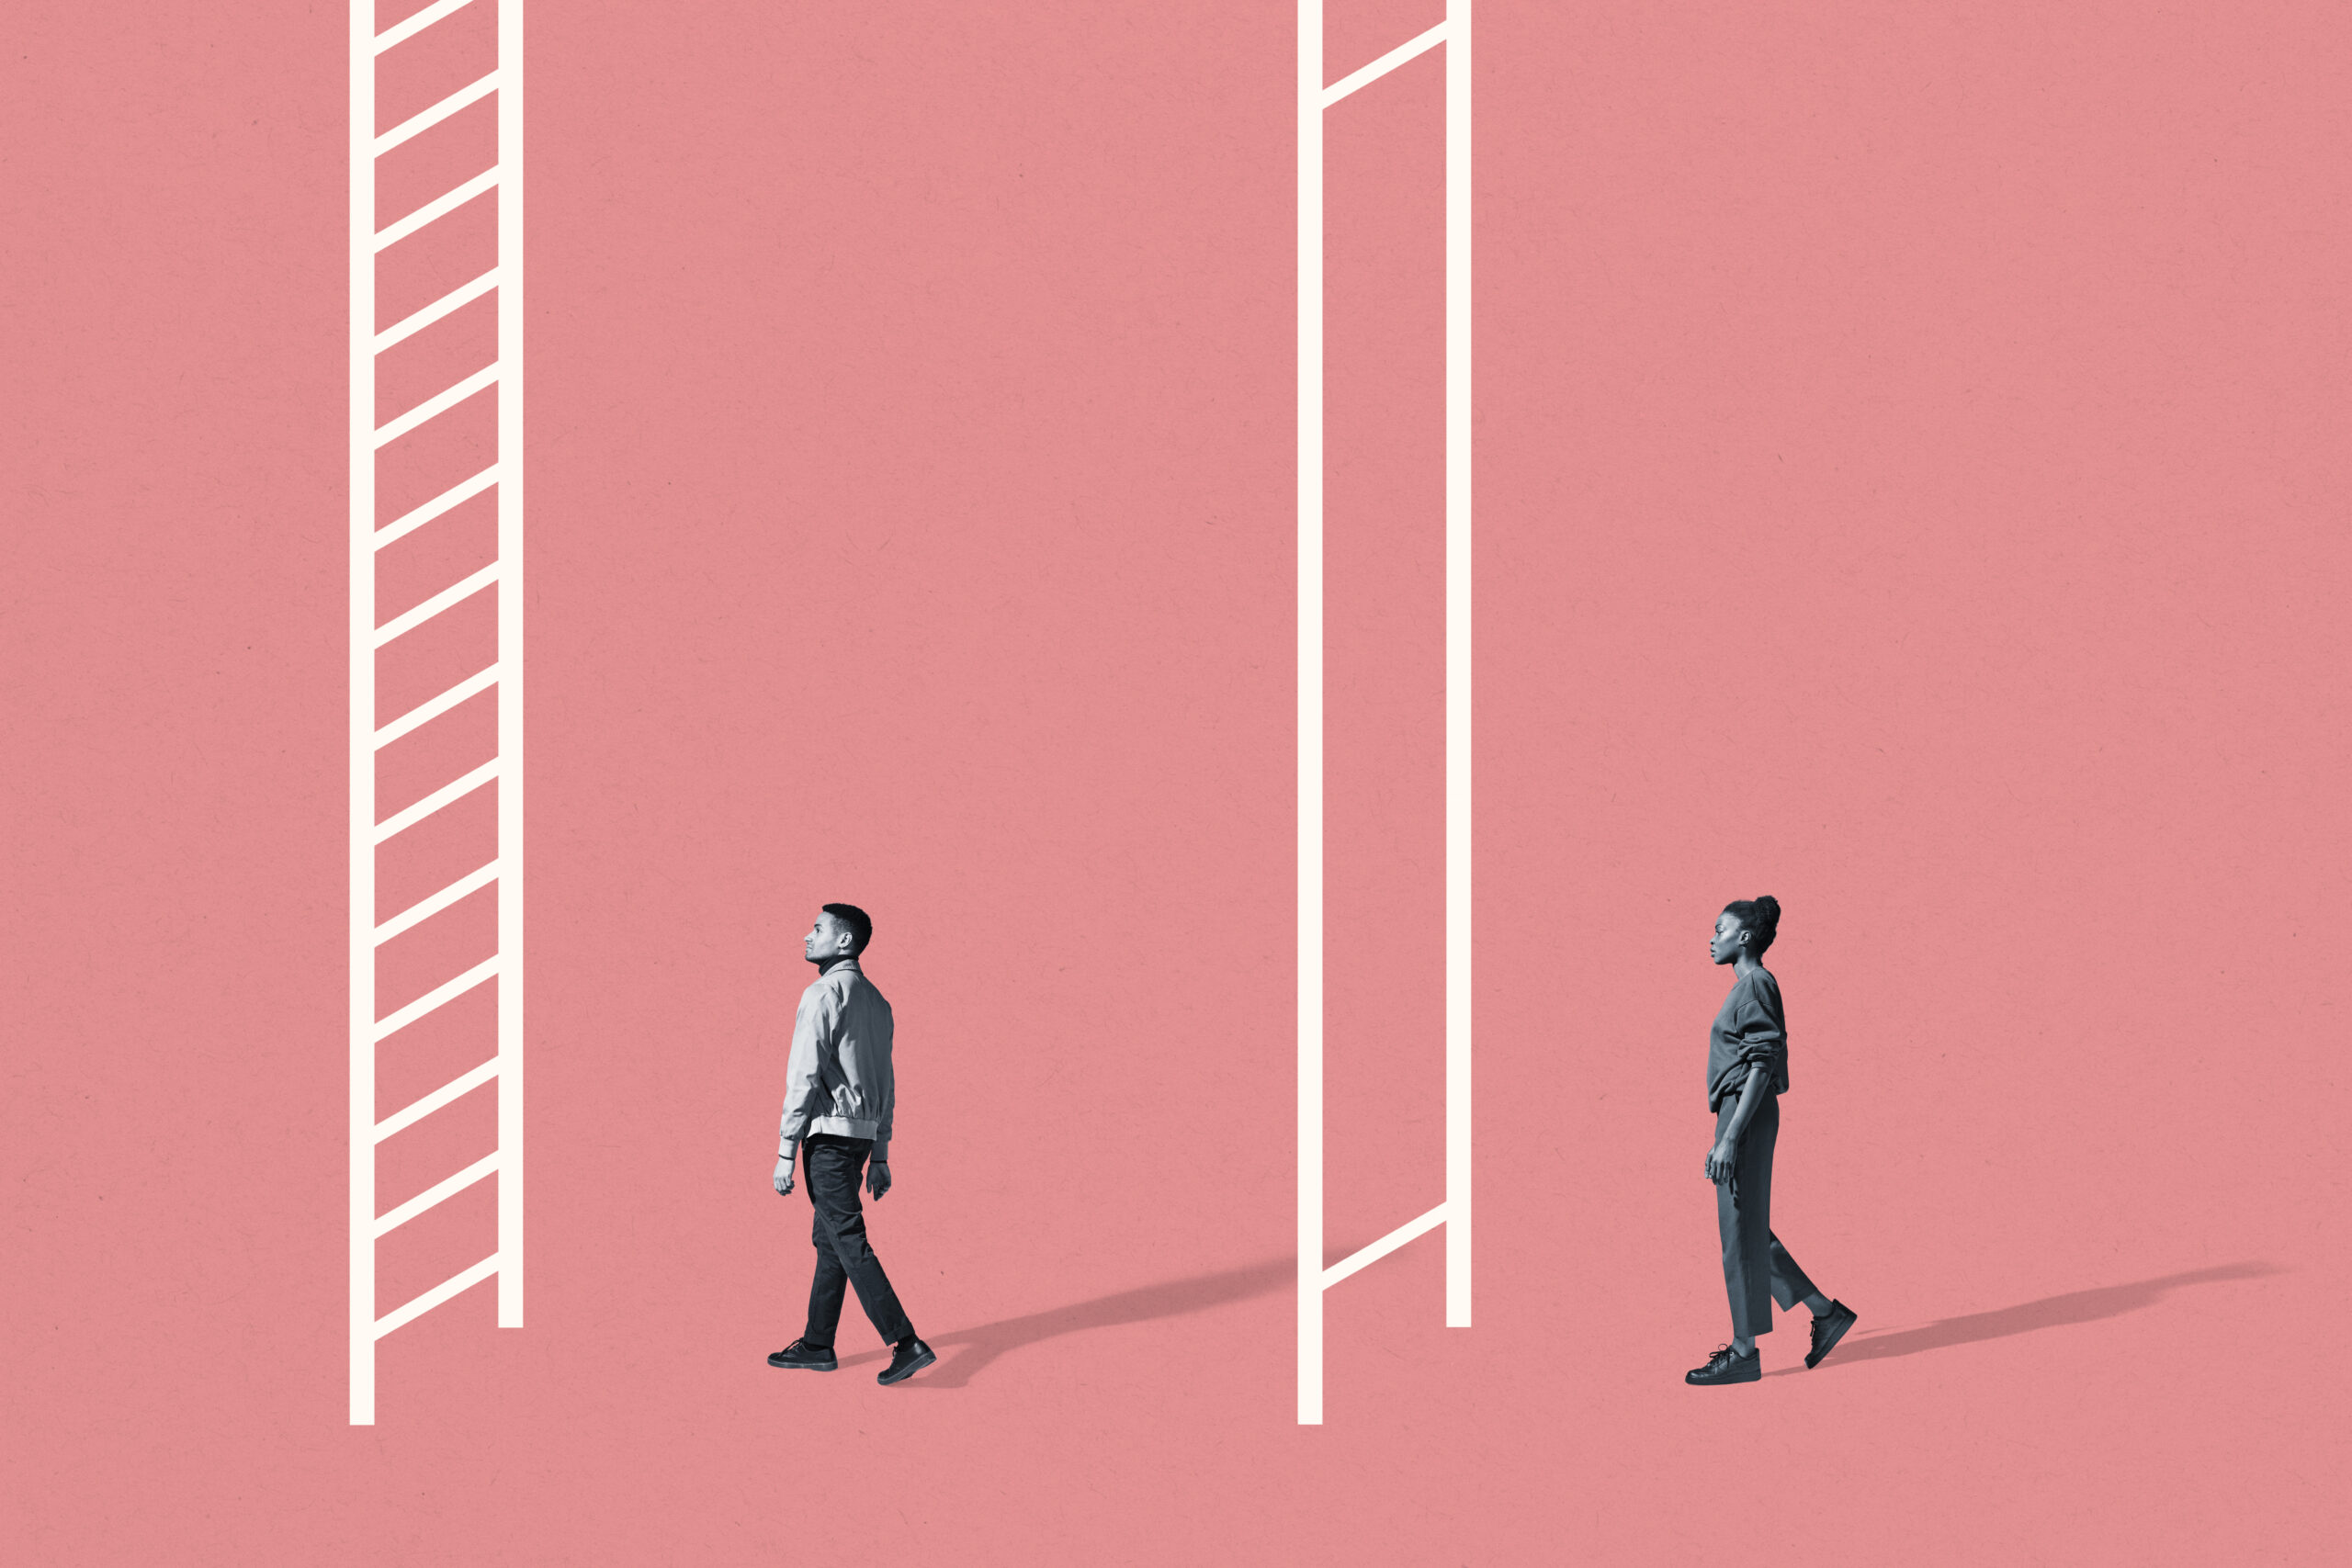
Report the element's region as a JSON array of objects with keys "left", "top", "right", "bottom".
[{"left": 776, "top": 958, "right": 897, "bottom": 1163}]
